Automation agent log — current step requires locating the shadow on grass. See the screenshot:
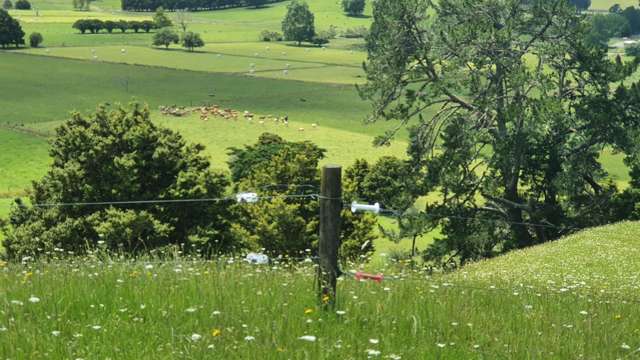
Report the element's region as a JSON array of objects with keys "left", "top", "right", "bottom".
[{"left": 345, "top": 14, "right": 371, "bottom": 19}]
